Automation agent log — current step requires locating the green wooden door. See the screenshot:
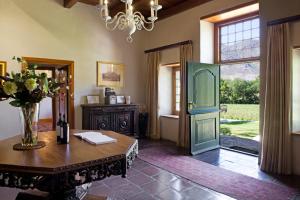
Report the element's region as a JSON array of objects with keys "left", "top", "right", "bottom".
[{"left": 187, "top": 62, "right": 220, "bottom": 155}]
